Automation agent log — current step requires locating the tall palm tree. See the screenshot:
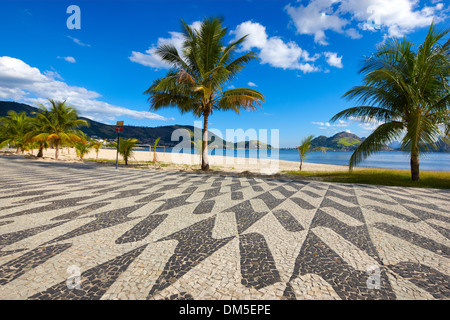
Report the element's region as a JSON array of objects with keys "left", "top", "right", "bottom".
[
  {"left": 0, "top": 111, "right": 33, "bottom": 153},
  {"left": 25, "top": 108, "right": 52, "bottom": 157},
  {"left": 31, "top": 100, "right": 89, "bottom": 160},
  {"left": 145, "top": 16, "right": 265, "bottom": 170},
  {"left": 331, "top": 23, "right": 449, "bottom": 181}
]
